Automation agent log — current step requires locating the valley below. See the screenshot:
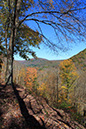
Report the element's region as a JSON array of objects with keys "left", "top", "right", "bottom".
[{"left": 0, "top": 49, "right": 86, "bottom": 128}]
